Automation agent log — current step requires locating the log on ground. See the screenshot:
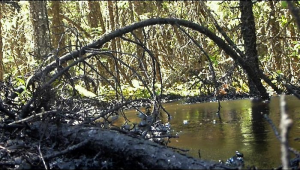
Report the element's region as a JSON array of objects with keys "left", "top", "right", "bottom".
[{"left": 31, "top": 122, "right": 236, "bottom": 169}]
